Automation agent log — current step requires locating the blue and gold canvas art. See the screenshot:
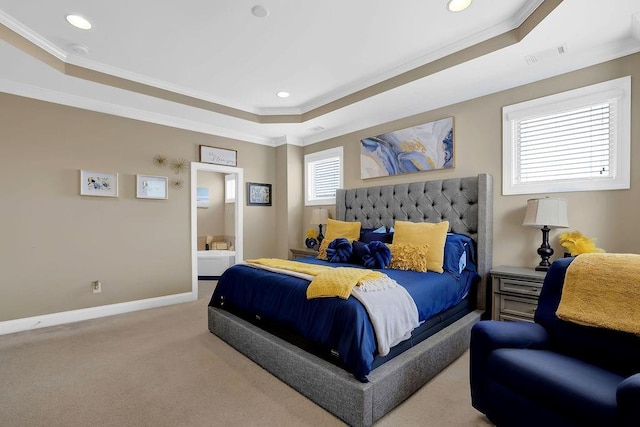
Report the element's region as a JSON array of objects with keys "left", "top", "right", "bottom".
[{"left": 360, "top": 117, "right": 454, "bottom": 179}]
